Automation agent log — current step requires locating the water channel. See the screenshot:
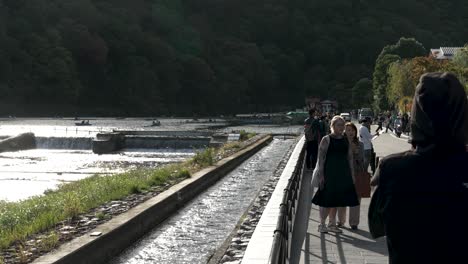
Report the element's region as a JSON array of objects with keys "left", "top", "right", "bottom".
[{"left": 111, "top": 137, "right": 296, "bottom": 264}]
